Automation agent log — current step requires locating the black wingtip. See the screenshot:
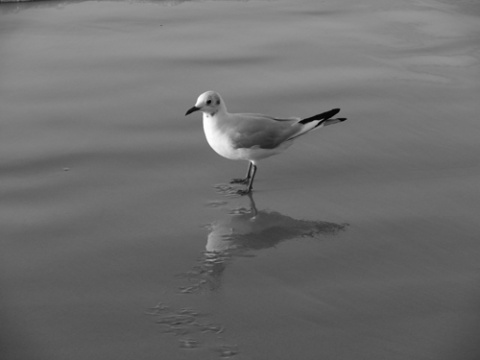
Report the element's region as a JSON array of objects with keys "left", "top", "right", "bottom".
[
  {"left": 299, "top": 108, "right": 341, "bottom": 124},
  {"left": 338, "top": 118, "right": 347, "bottom": 122}
]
